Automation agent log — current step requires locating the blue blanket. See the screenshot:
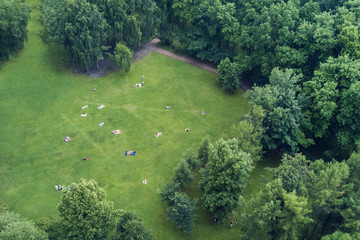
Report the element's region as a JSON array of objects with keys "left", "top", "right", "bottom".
[{"left": 124, "top": 151, "right": 136, "bottom": 156}]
